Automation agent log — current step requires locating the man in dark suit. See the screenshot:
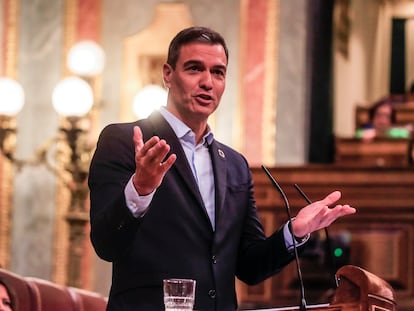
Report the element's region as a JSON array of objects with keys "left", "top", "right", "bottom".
[{"left": 88, "top": 26, "right": 356, "bottom": 311}]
